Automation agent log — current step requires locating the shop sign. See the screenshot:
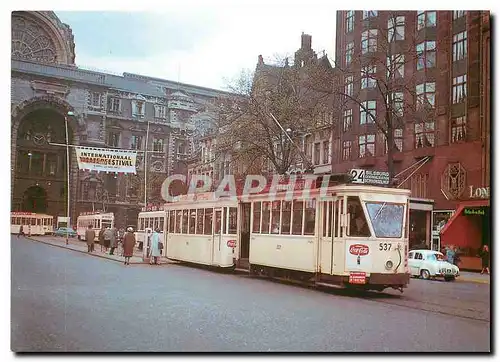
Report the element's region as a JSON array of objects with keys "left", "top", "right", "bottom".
[
  {"left": 464, "top": 208, "right": 486, "bottom": 216},
  {"left": 469, "top": 186, "right": 490, "bottom": 199}
]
